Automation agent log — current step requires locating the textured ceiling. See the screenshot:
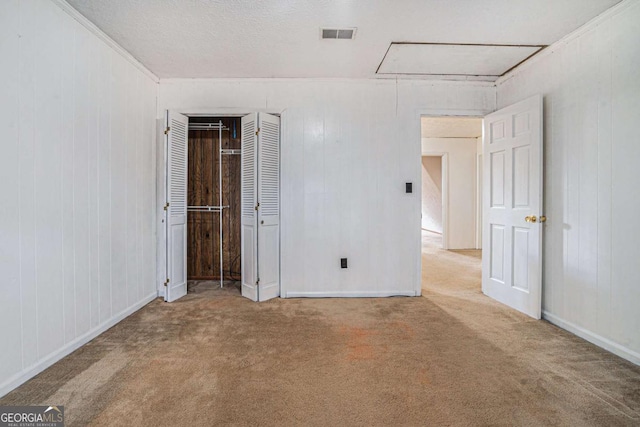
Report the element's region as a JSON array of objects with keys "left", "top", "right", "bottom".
[
  {"left": 66, "top": 0, "right": 621, "bottom": 79},
  {"left": 422, "top": 117, "right": 483, "bottom": 138}
]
